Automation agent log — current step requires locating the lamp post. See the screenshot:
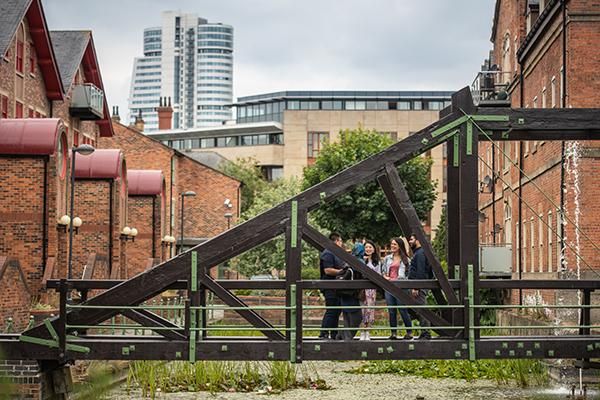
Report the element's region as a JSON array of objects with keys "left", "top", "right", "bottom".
[
  {"left": 179, "top": 191, "right": 196, "bottom": 254},
  {"left": 68, "top": 144, "right": 95, "bottom": 280}
]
